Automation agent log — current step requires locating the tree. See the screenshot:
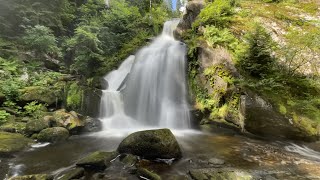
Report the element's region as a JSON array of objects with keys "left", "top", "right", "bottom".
[
  {"left": 23, "top": 25, "right": 60, "bottom": 58},
  {"left": 238, "top": 24, "right": 275, "bottom": 78}
]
